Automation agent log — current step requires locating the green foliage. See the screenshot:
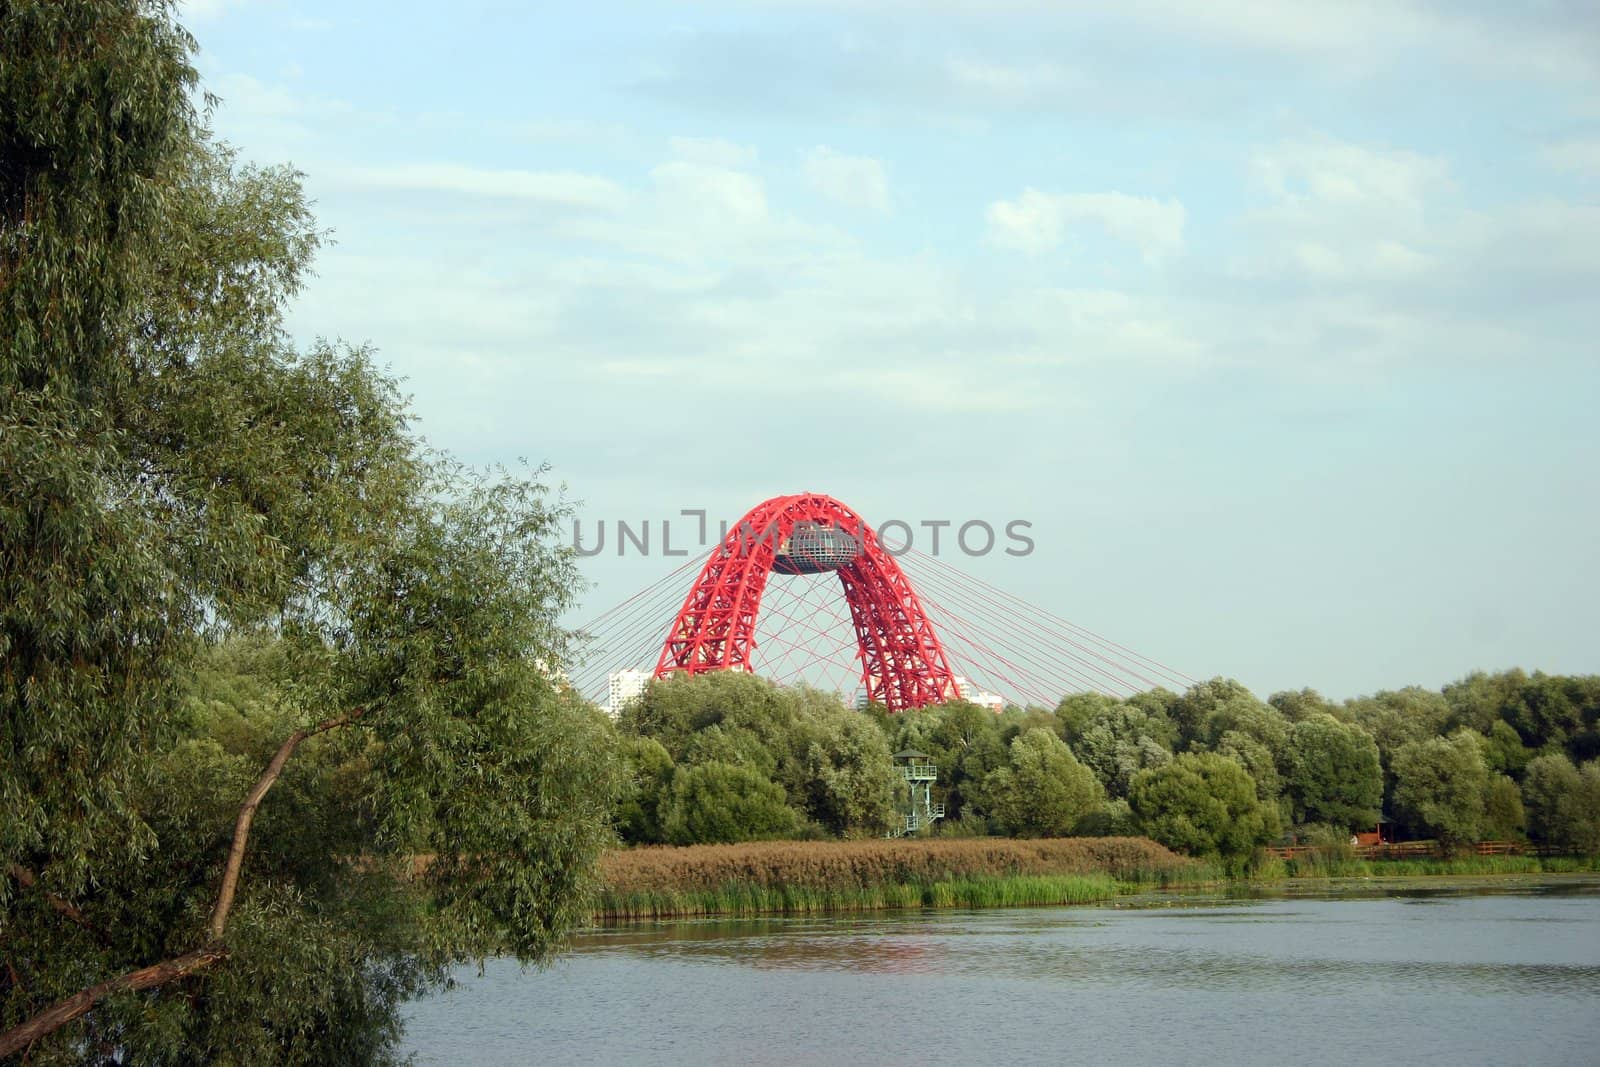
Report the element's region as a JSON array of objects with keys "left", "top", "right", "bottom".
[
  {"left": 798, "top": 706, "right": 895, "bottom": 837},
  {"left": 1269, "top": 688, "right": 1338, "bottom": 723},
  {"left": 1523, "top": 752, "right": 1582, "bottom": 845},
  {"left": 1283, "top": 715, "right": 1383, "bottom": 830},
  {"left": 682, "top": 723, "right": 779, "bottom": 777},
  {"left": 1128, "top": 752, "right": 1281, "bottom": 864},
  {"left": 1444, "top": 670, "right": 1600, "bottom": 762},
  {"left": 661, "top": 762, "right": 800, "bottom": 845},
  {"left": 1572, "top": 764, "right": 1600, "bottom": 855},
  {"left": 621, "top": 670, "right": 790, "bottom": 759},
  {"left": 978, "top": 729, "right": 1104, "bottom": 838},
  {"left": 1522, "top": 753, "right": 1600, "bottom": 854},
  {"left": 1481, "top": 774, "right": 1526, "bottom": 841},
  {"left": 616, "top": 737, "right": 675, "bottom": 845},
  {"left": 618, "top": 672, "right": 1596, "bottom": 857},
  {"left": 1, "top": 3, "right": 626, "bottom": 1058},
  {"left": 1168, "top": 678, "right": 1278, "bottom": 751},
  {"left": 892, "top": 699, "right": 1007, "bottom": 819},
  {"left": 1197, "top": 693, "right": 1289, "bottom": 757},
  {"left": 1070, "top": 701, "right": 1175, "bottom": 798},
  {"left": 620, "top": 674, "right": 895, "bottom": 839},
  {"left": 1214, "top": 730, "right": 1282, "bottom": 803},
  {"left": 1070, "top": 797, "right": 1138, "bottom": 838},
  {"left": 1340, "top": 687, "right": 1454, "bottom": 763},
  {"left": 1480, "top": 720, "right": 1533, "bottom": 778},
  {"left": 597, "top": 873, "right": 1124, "bottom": 919},
  {"left": 1391, "top": 732, "right": 1490, "bottom": 846},
  {"left": 1122, "top": 688, "right": 1181, "bottom": 725}
]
